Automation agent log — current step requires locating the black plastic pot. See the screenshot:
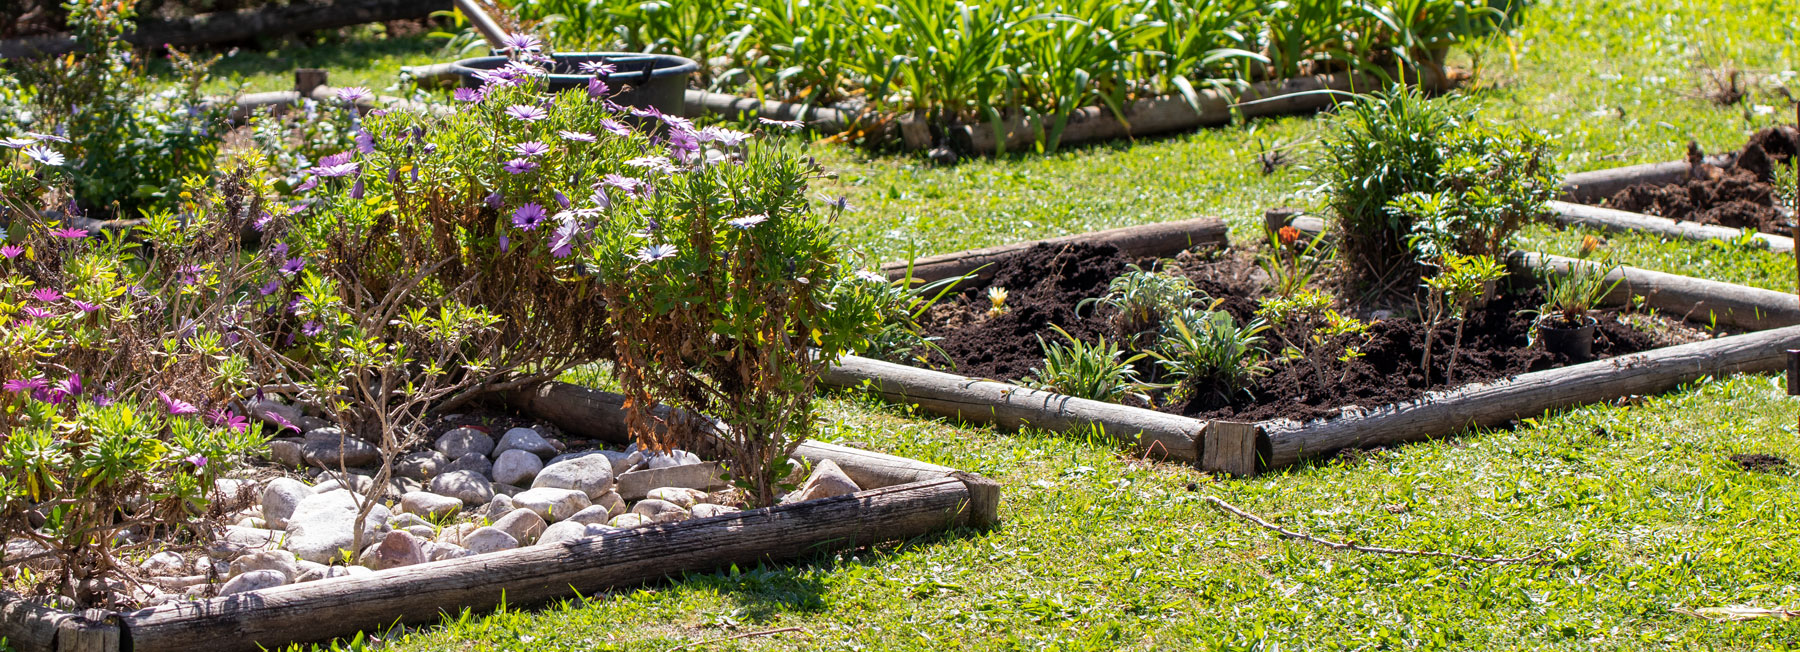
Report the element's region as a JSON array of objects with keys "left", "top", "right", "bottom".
[
  {"left": 450, "top": 52, "right": 699, "bottom": 116},
  {"left": 1538, "top": 316, "right": 1598, "bottom": 361}
]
